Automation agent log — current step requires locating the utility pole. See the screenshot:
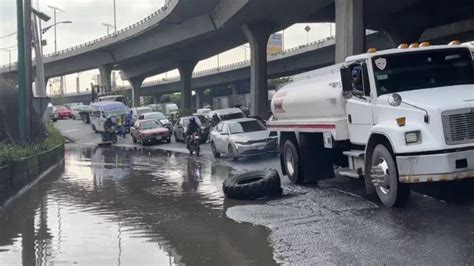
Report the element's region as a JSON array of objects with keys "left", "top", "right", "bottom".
[
  {"left": 113, "top": 0, "right": 117, "bottom": 33},
  {"left": 48, "top": 5, "right": 65, "bottom": 94},
  {"left": 24, "top": 0, "right": 33, "bottom": 141},
  {"left": 17, "top": 0, "right": 26, "bottom": 143}
]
